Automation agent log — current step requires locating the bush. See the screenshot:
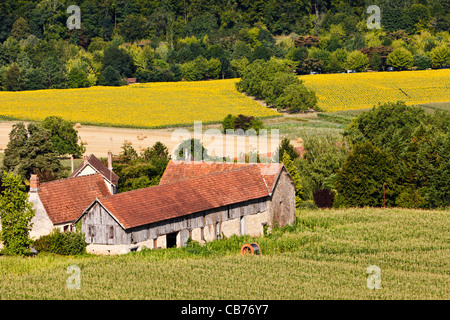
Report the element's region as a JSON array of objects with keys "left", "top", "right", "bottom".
[
  {"left": 33, "top": 229, "right": 87, "bottom": 255},
  {"left": 395, "top": 188, "right": 427, "bottom": 208},
  {"left": 387, "top": 48, "right": 414, "bottom": 70},
  {"left": 222, "top": 114, "right": 264, "bottom": 134}
]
